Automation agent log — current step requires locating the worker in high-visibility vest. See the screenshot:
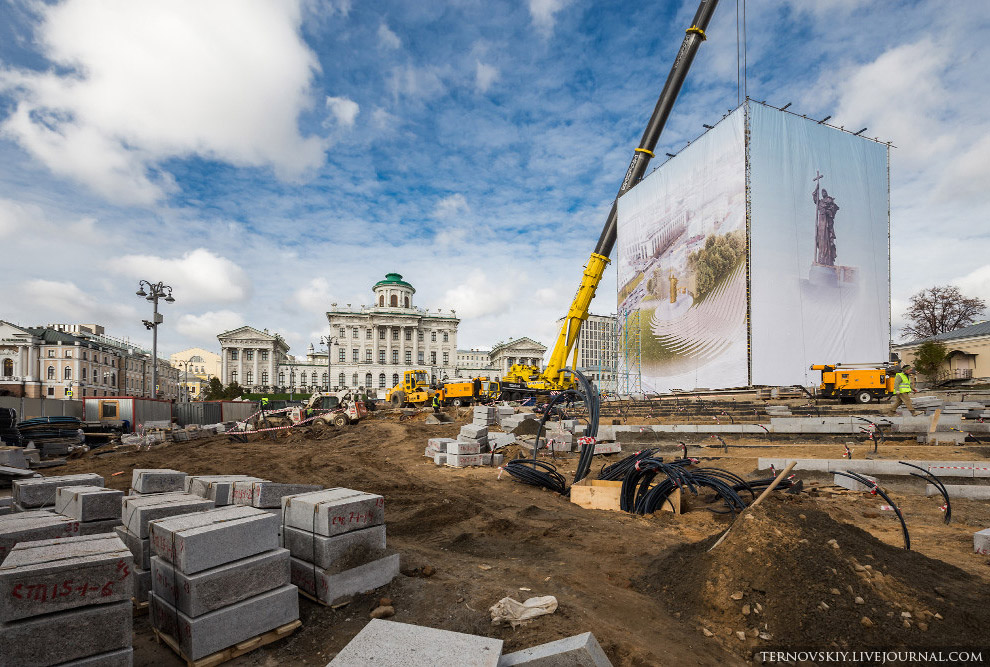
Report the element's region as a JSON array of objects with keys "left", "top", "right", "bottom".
[
  {"left": 431, "top": 393, "right": 441, "bottom": 413},
  {"left": 889, "top": 365, "right": 918, "bottom": 416}
]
